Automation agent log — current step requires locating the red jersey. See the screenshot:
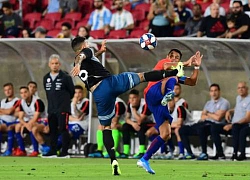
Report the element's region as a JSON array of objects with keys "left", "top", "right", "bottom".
[{"left": 144, "top": 58, "right": 171, "bottom": 96}]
